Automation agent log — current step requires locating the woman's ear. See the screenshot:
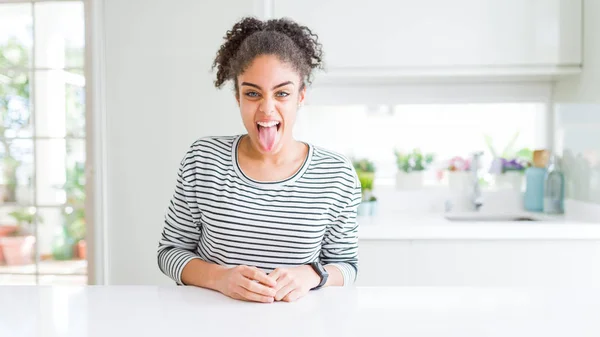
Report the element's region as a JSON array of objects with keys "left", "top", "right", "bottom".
[{"left": 298, "top": 86, "right": 306, "bottom": 107}]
